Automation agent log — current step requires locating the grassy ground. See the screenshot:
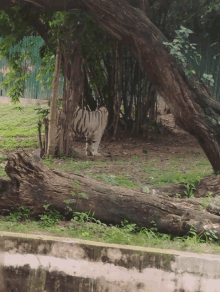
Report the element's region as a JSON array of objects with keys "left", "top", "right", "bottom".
[{"left": 0, "top": 102, "right": 219, "bottom": 254}]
